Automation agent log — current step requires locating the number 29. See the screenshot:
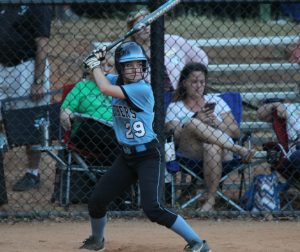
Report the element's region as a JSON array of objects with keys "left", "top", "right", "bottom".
[{"left": 125, "top": 121, "right": 145, "bottom": 139}]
